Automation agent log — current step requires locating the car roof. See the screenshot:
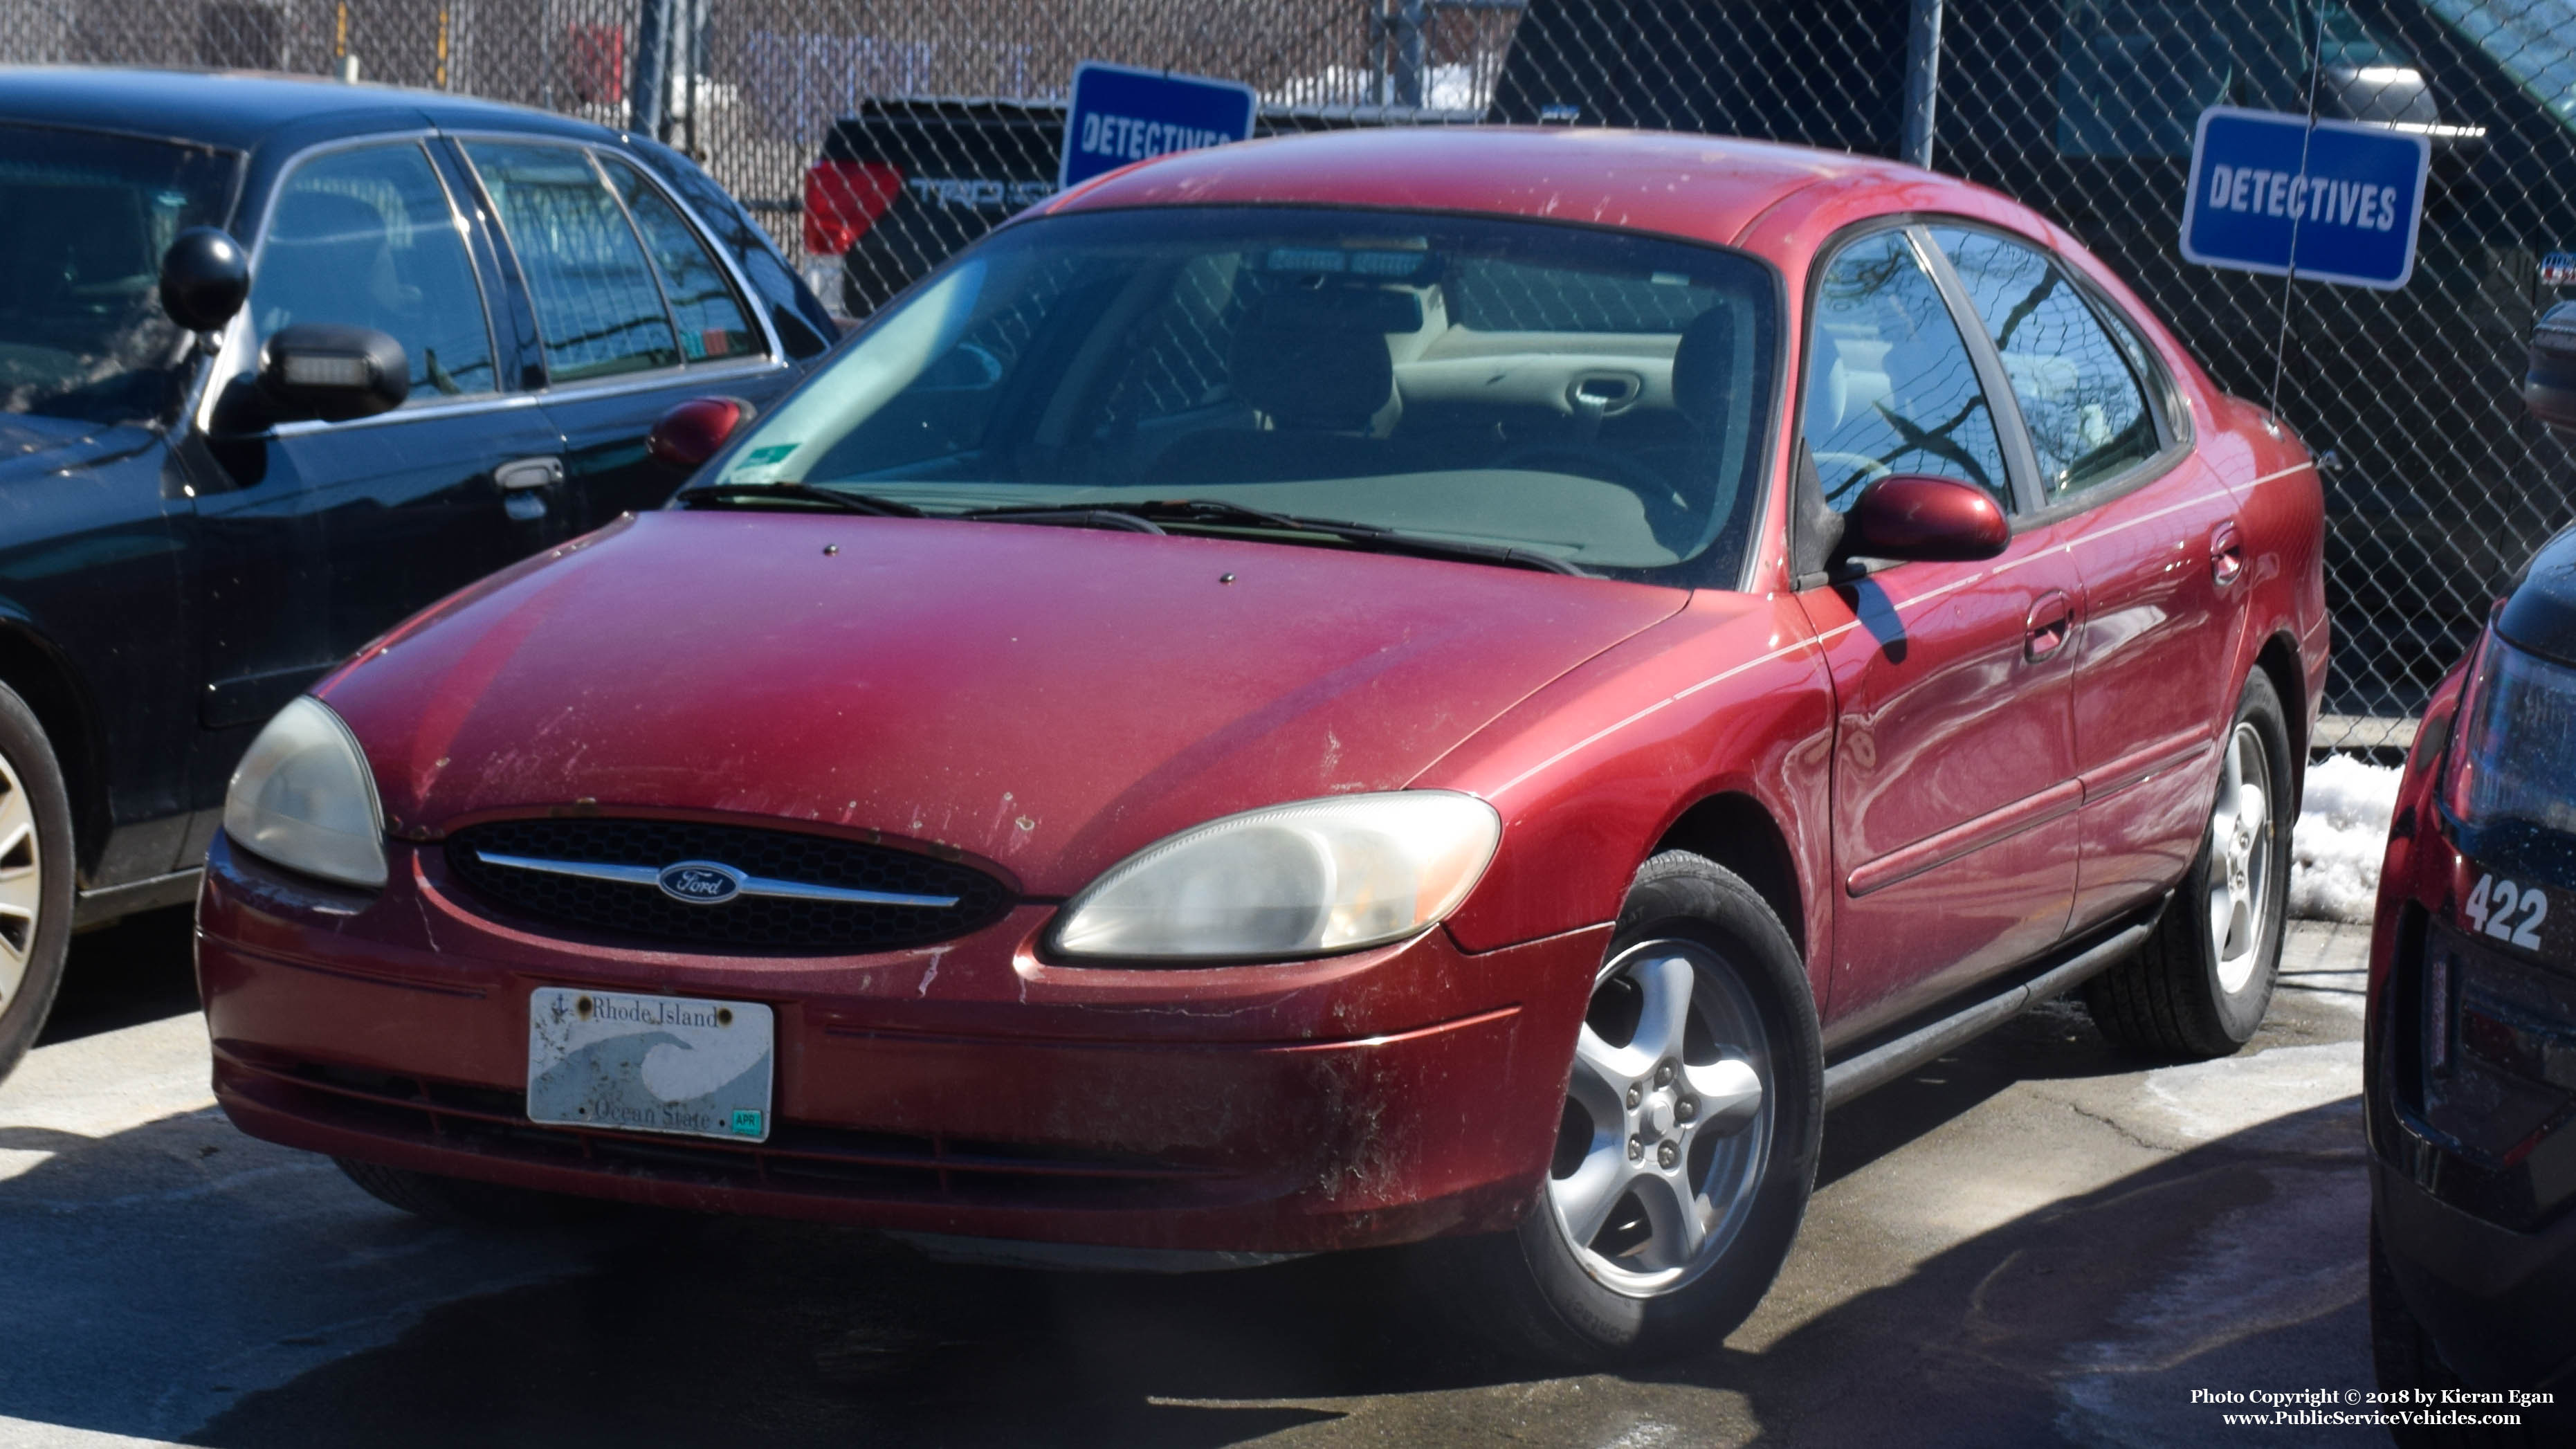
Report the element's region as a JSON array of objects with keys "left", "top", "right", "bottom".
[
  {"left": 1041, "top": 127, "right": 1950, "bottom": 250},
  {"left": 0, "top": 66, "right": 614, "bottom": 152}
]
